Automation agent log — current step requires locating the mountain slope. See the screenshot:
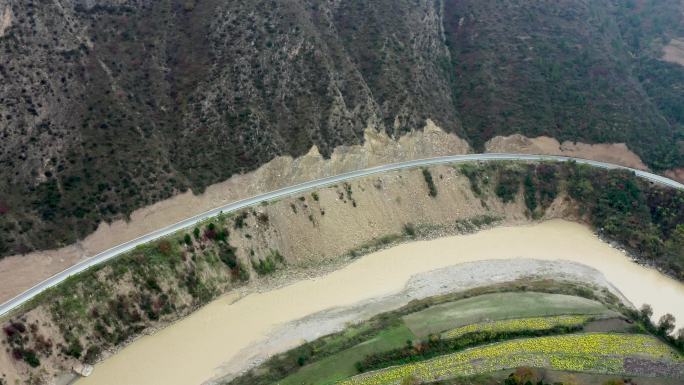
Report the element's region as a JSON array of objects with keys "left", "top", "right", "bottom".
[{"left": 0, "top": 0, "right": 683, "bottom": 258}]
